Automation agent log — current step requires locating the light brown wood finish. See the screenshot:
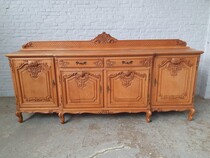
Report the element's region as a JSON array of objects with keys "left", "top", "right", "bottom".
[{"left": 6, "top": 32, "right": 203, "bottom": 123}]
